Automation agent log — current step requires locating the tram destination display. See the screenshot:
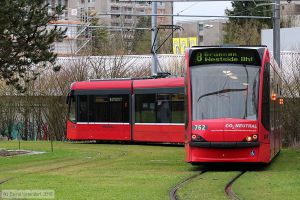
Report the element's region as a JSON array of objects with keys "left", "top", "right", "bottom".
[{"left": 190, "top": 48, "right": 262, "bottom": 66}]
